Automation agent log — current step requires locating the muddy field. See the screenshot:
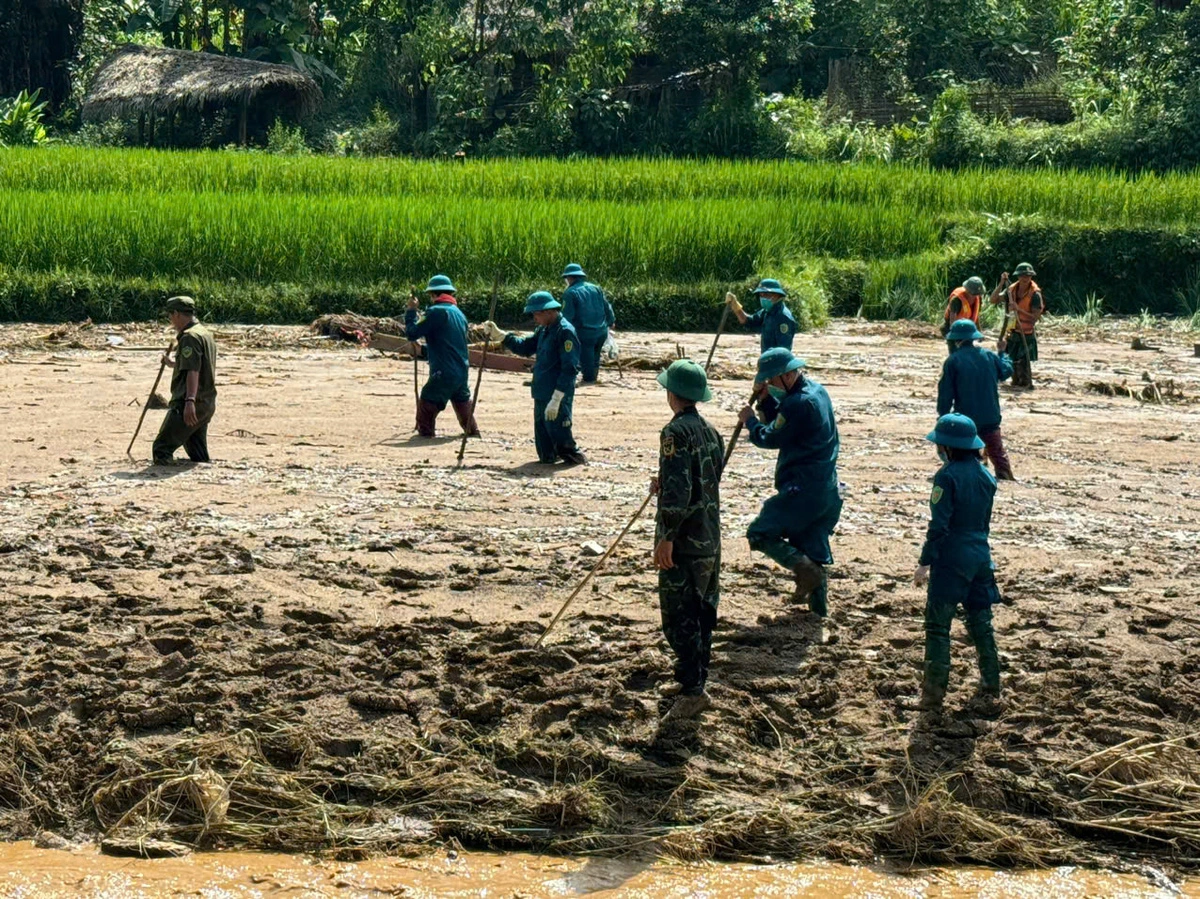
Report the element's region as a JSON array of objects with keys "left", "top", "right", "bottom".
[{"left": 1, "top": 319, "right": 1198, "bottom": 874}]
